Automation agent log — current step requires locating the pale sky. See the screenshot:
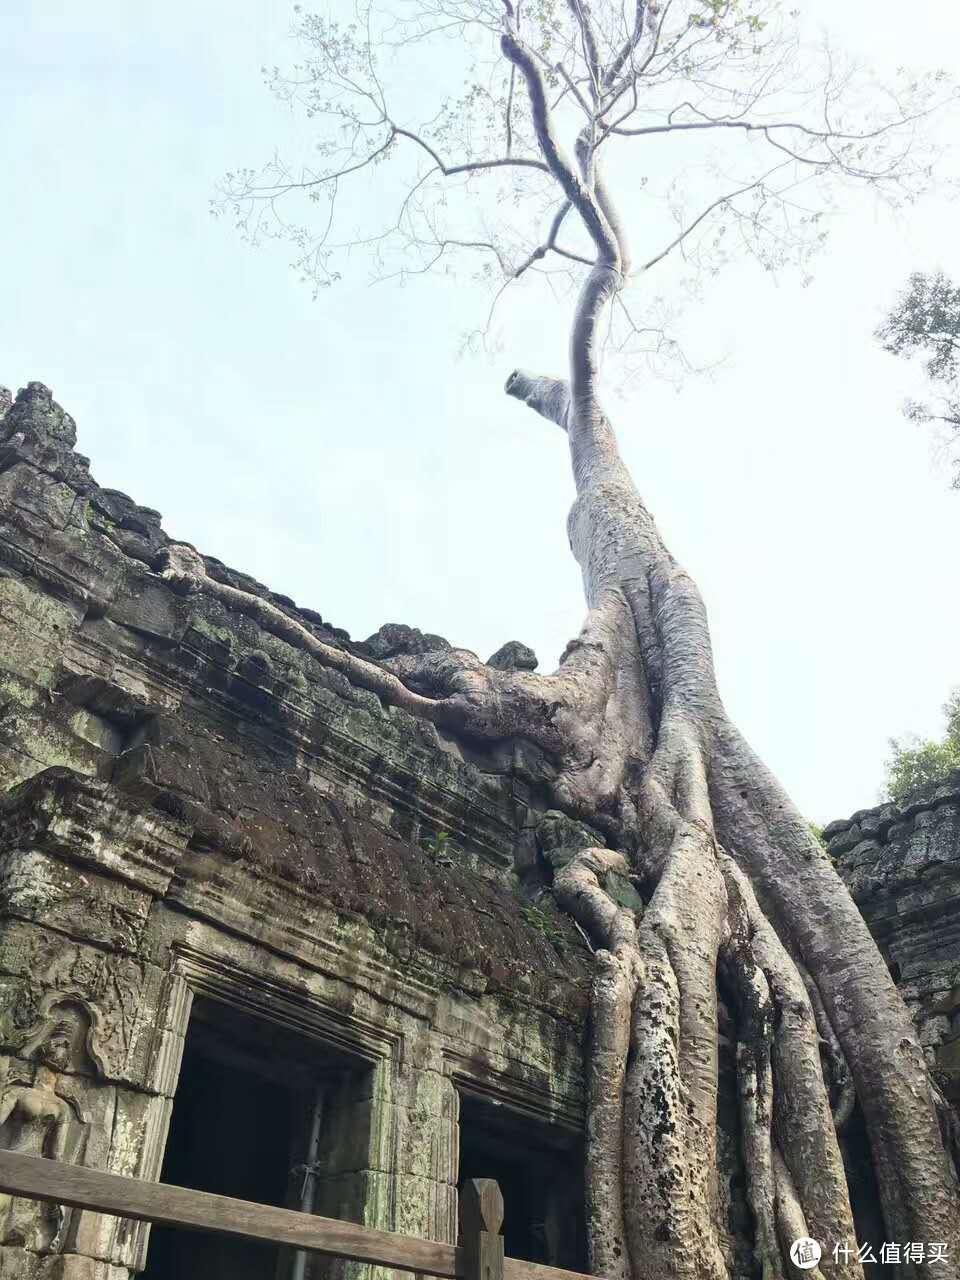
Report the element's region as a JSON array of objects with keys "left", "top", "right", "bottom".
[{"left": 3, "top": 1, "right": 958, "bottom": 822}]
